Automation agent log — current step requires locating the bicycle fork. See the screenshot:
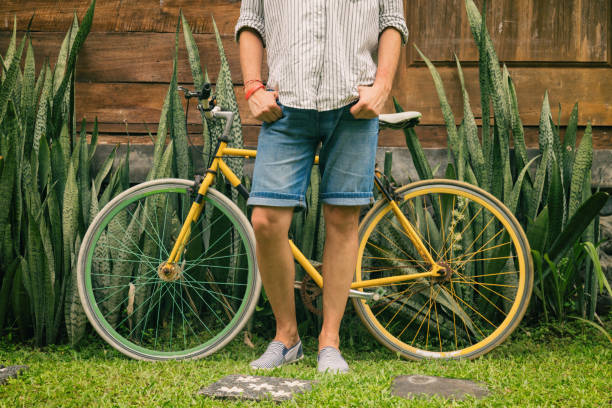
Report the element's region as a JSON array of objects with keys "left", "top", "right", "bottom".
[
  {"left": 160, "top": 108, "right": 235, "bottom": 278},
  {"left": 370, "top": 171, "right": 445, "bottom": 280}
]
